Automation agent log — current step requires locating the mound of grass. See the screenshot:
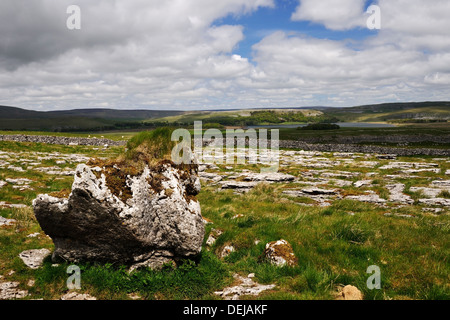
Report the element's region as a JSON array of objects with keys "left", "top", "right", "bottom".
[
  {"left": 125, "top": 128, "right": 176, "bottom": 163},
  {"left": 86, "top": 128, "right": 184, "bottom": 202}
]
